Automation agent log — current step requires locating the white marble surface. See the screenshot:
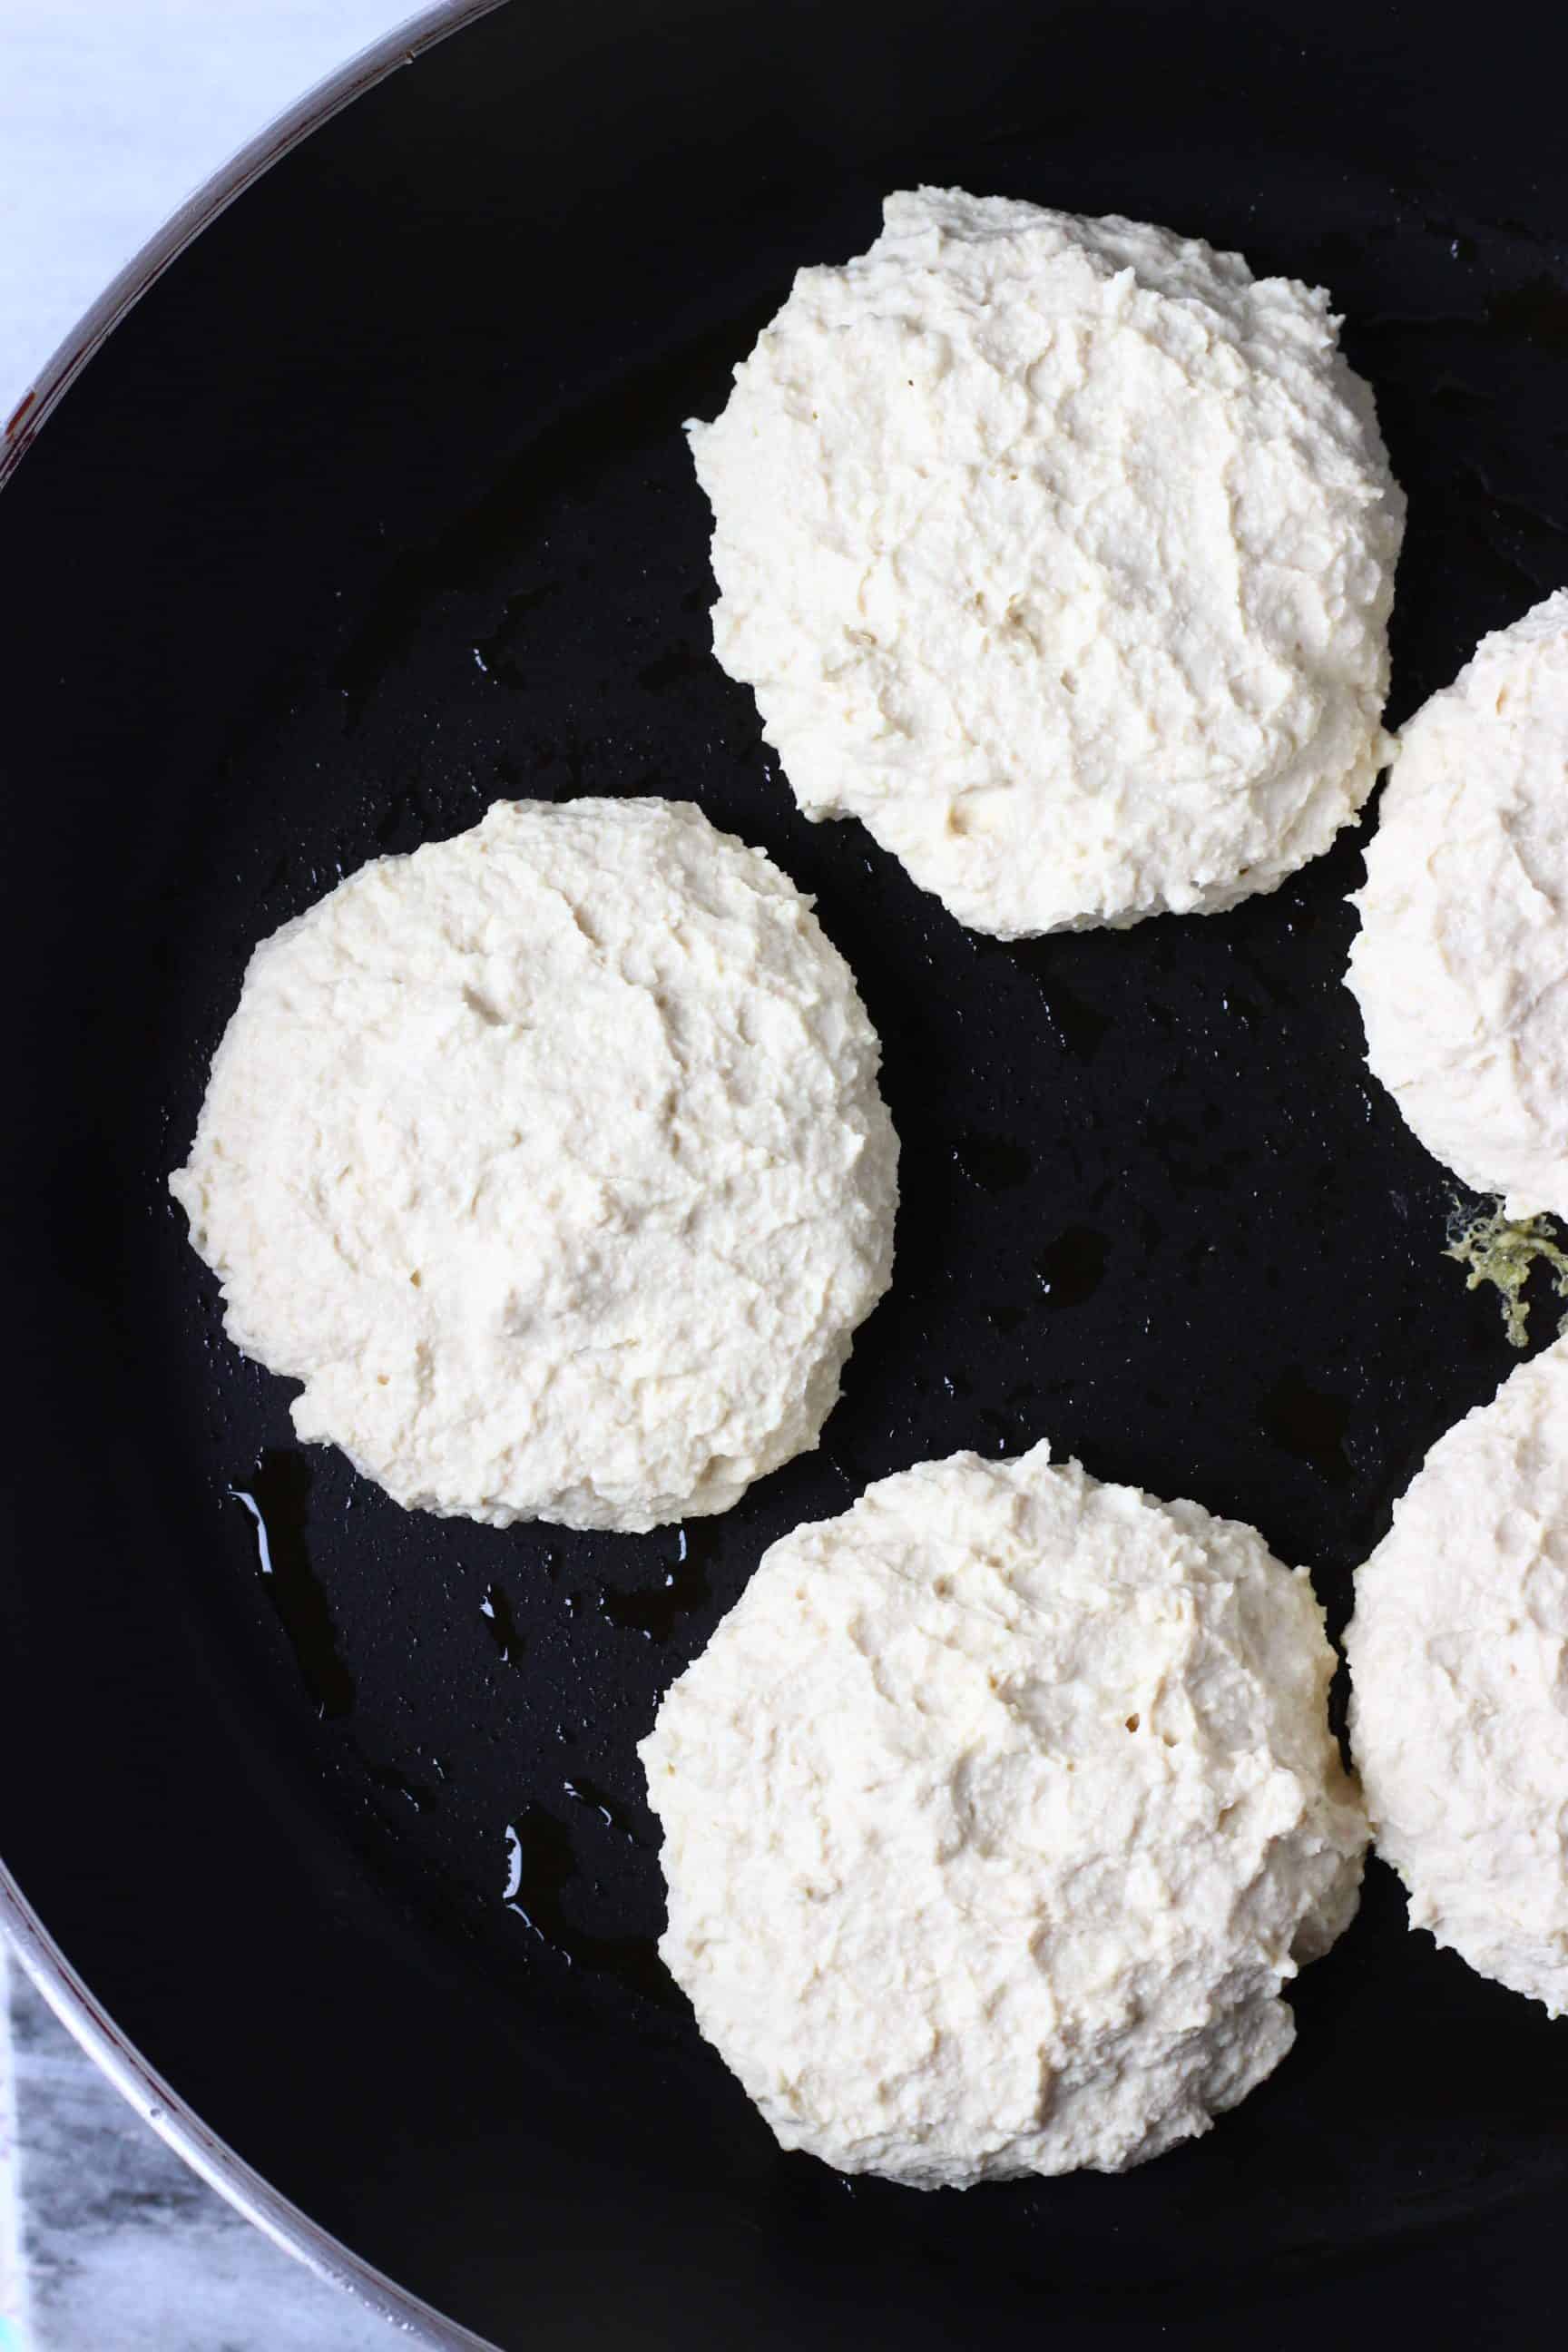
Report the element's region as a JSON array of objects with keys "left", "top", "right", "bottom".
[
  {"left": 0, "top": 1945, "right": 406, "bottom": 2351},
  {"left": 0, "top": 1953, "right": 24, "bottom": 2352},
  {"left": 0, "top": 0, "right": 447, "bottom": 425}
]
